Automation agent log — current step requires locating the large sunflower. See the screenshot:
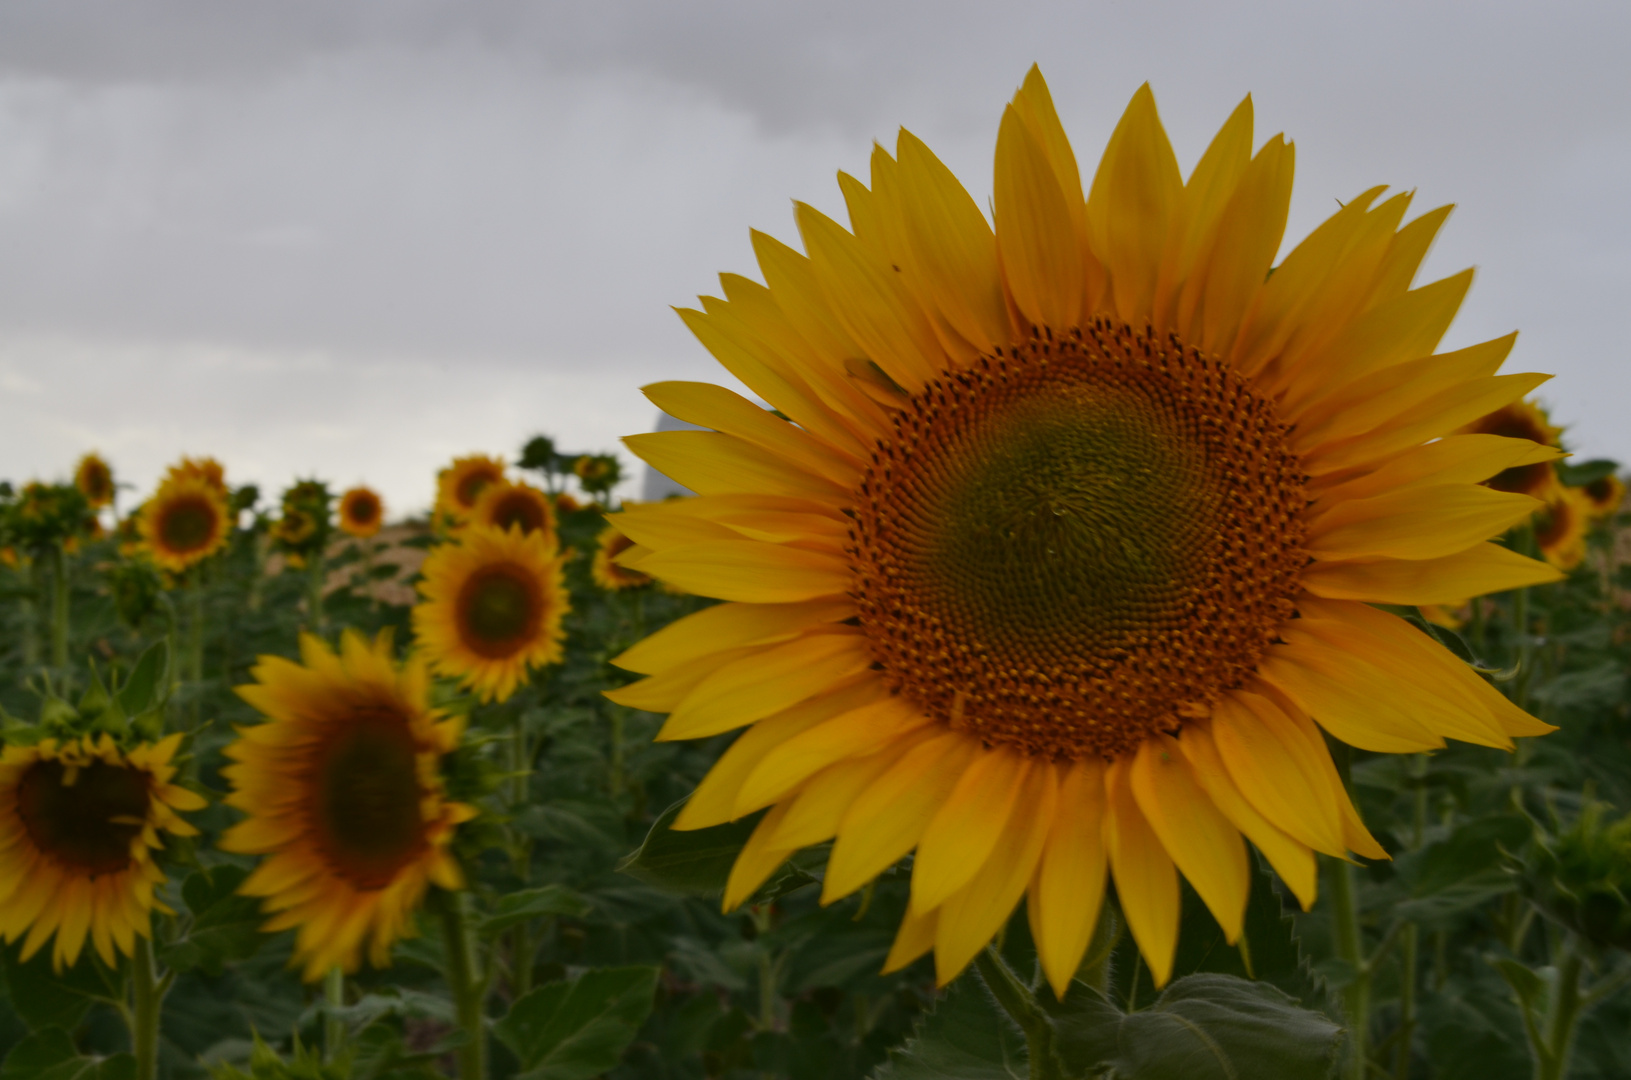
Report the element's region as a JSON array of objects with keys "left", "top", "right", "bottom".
[
  {"left": 141, "top": 472, "right": 232, "bottom": 573},
  {"left": 412, "top": 526, "right": 569, "bottom": 703},
  {"left": 222, "top": 630, "right": 475, "bottom": 980},
  {"left": 0, "top": 734, "right": 203, "bottom": 969},
  {"left": 436, "top": 455, "right": 507, "bottom": 524},
  {"left": 338, "top": 486, "right": 386, "bottom": 539},
  {"left": 74, "top": 453, "right": 114, "bottom": 509},
  {"left": 467, "top": 480, "right": 556, "bottom": 539},
  {"left": 606, "top": 69, "right": 1566, "bottom": 995}
]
